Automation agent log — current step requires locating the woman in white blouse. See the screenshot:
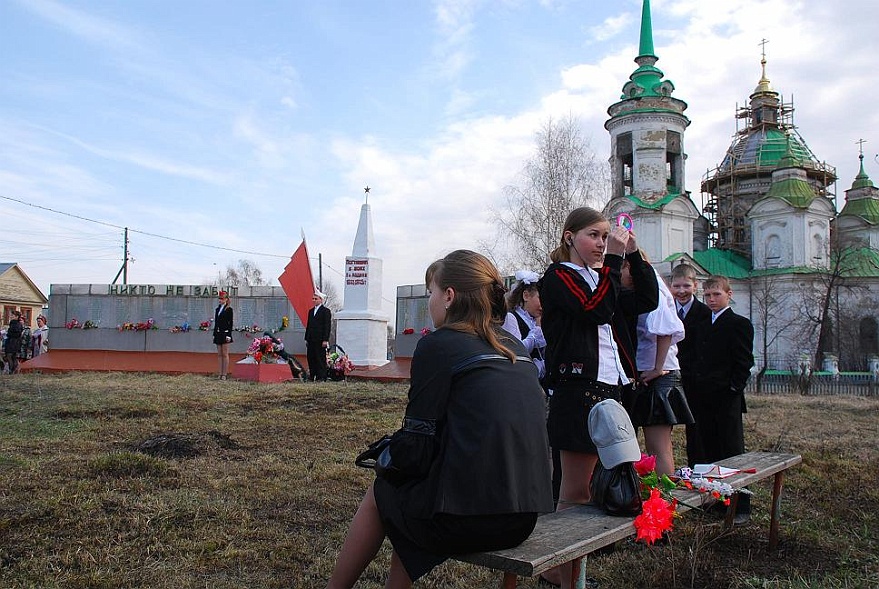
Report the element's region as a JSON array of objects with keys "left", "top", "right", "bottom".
[
  {"left": 623, "top": 259, "right": 694, "bottom": 476},
  {"left": 31, "top": 315, "right": 49, "bottom": 357},
  {"left": 501, "top": 270, "right": 546, "bottom": 382}
]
